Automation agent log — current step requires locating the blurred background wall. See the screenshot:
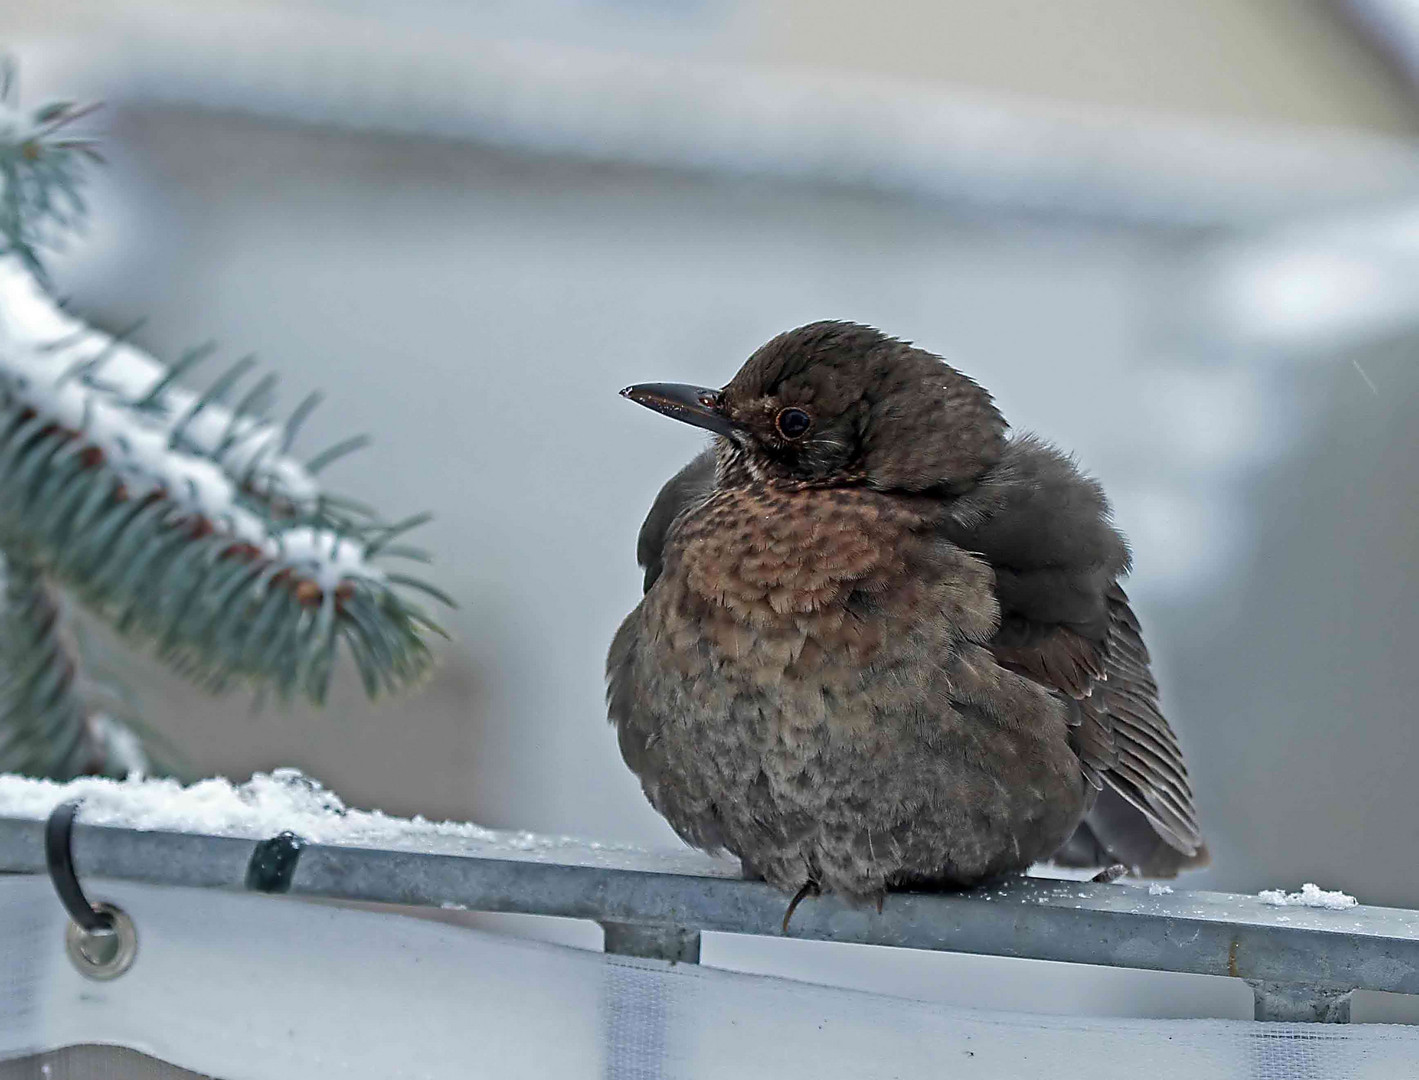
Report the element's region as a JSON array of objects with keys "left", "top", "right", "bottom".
[{"left": 4, "top": 0, "right": 1419, "bottom": 1021}]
